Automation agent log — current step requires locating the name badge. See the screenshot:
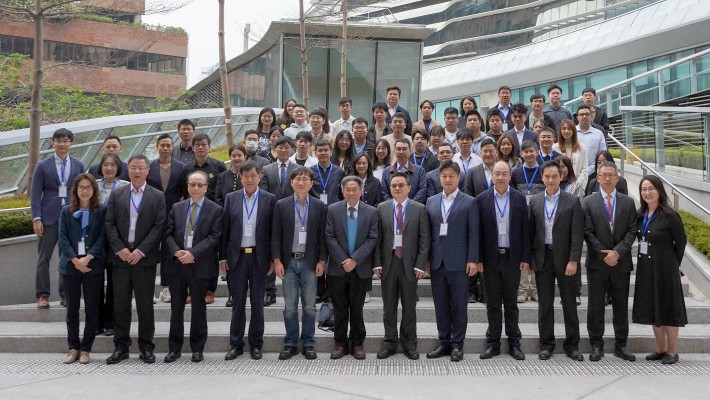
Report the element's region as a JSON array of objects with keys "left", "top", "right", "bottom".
[
  {"left": 394, "top": 233, "right": 403, "bottom": 247},
  {"left": 129, "top": 216, "right": 137, "bottom": 236},
  {"left": 639, "top": 241, "right": 648, "bottom": 255},
  {"left": 498, "top": 222, "right": 507, "bottom": 235},
  {"left": 320, "top": 193, "right": 328, "bottom": 204},
  {"left": 526, "top": 195, "right": 531, "bottom": 206},
  {"left": 298, "top": 231, "right": 307, "bottom": 244},
  {"left": 440, "top": 223, "right": 448, "bottom": 236},
  {"left": 186, "top": 235, "right": 194, "bottom": 249},
  {"left": 58, "top": 185, "right": 68, "bottom": 198},
  {"left": 244, "top": 224, "right": 254, "bottom": 237},
  {"left": 77, "top": 240, "right": 86, "bottom": 256}
]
